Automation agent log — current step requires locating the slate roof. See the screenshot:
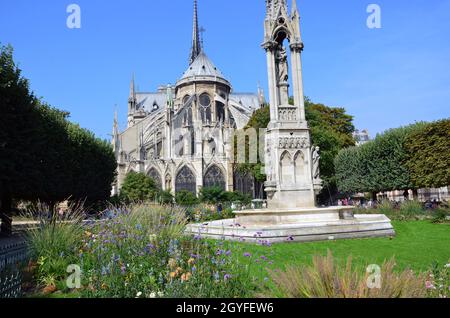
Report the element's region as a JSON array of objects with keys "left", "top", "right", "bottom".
[{"left": 181, "top": 52, "right": 227, "bottom": 81}]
